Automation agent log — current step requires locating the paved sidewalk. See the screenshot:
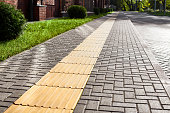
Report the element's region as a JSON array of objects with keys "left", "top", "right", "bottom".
[
  {"left": 124, "top": 11, "right": 170, "bottom": 78},
  {"left": 1, "top": 12, "right": 170, "bottom": 113},
  {"left": 74, "top": 13, "right": 170, "bottom": 113},
  {"left": 0, "top": 16, "right": 108, "bottom": 113}
]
